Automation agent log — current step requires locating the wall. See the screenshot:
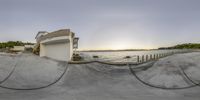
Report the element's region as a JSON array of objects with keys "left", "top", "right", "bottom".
[{"left": 12, "top": 46, "right": 25, "bottom": 51}]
